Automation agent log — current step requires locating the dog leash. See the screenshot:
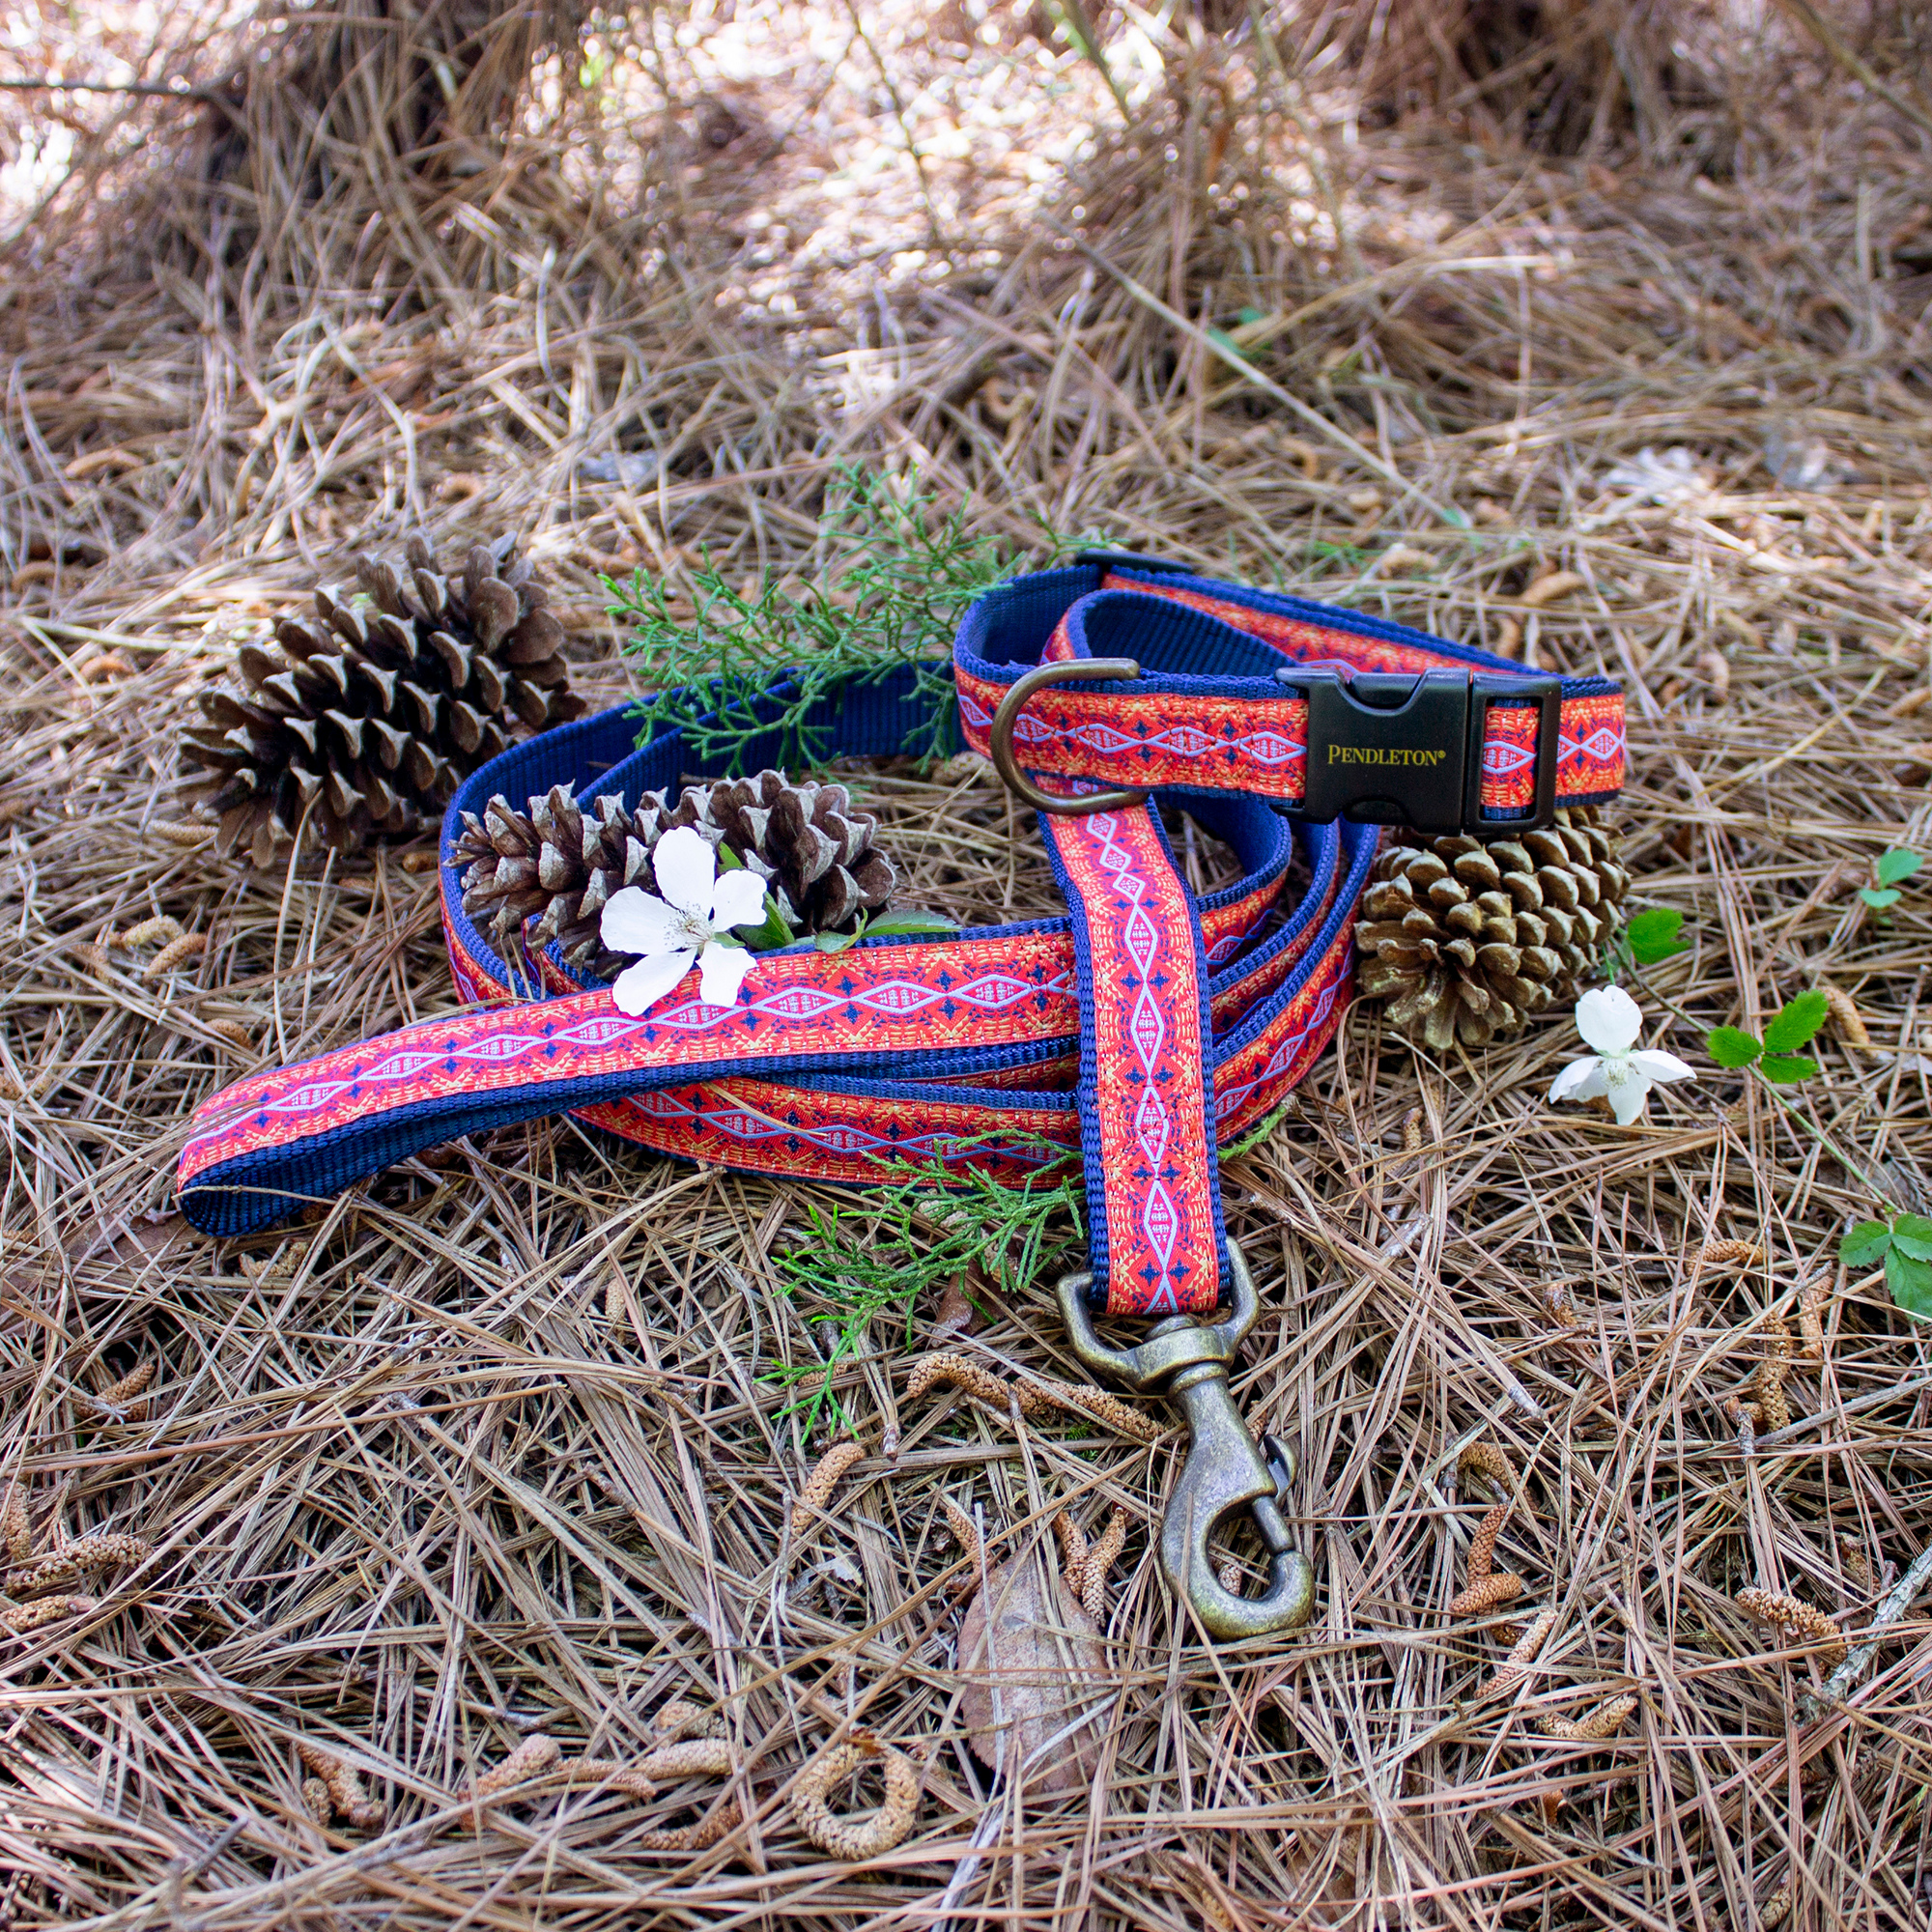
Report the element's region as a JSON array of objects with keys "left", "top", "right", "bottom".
[{"left": 175, "top": 552, "right": 1625, "bottom": 1637}]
